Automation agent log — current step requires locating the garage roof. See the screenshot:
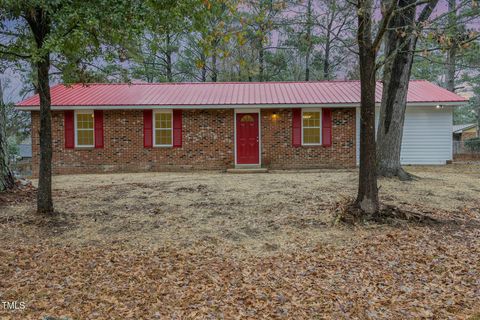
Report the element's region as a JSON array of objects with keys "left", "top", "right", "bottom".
[
  {"left": 17, "top": 80, "right": 467, "bottom": 109},
  {"left": 453, "top": 123, "right": 477, "bottom": 133}
]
